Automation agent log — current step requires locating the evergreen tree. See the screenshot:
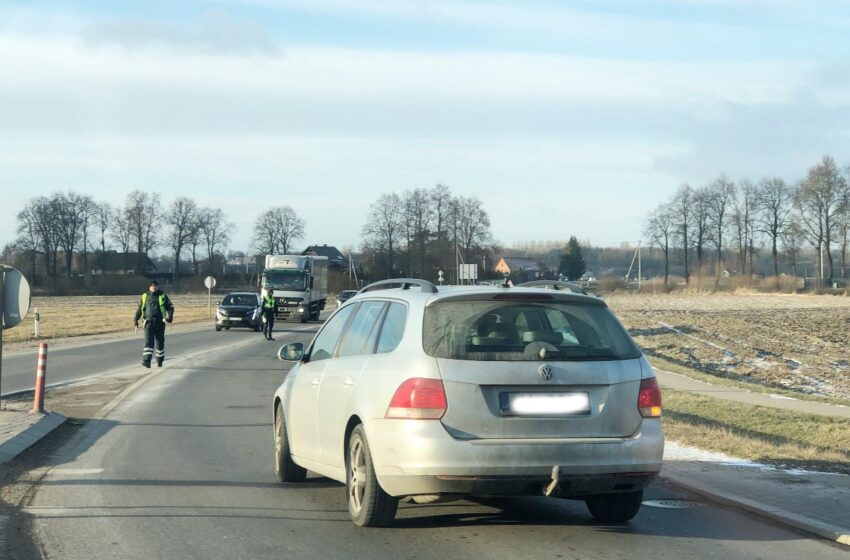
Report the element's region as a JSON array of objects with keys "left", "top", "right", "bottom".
[{"left": 558, "top": 237, "right": 586, "bottom": 280}]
